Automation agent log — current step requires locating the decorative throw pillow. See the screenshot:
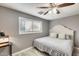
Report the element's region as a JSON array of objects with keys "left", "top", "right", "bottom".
[
  {"left": 58, "top": 33, "right": 65, "bottom": 39},
  {"left": 49, "top": 33, "right": 57, "bottom": 38},
  {"left": 65, "top": 35, "right": 71, "bottom": 40}
]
